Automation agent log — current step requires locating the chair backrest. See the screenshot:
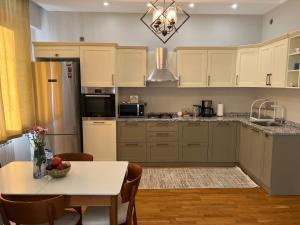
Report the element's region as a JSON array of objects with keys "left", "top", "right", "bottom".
[
  {"left": 55, "top": 153, "right": 93, "bottom": 161},
  {"left": 0, "top": 195, "right": 66, "bottom": 225},
  {"left": 121, "top": 163, "right": 142, "bottom": 225}
]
